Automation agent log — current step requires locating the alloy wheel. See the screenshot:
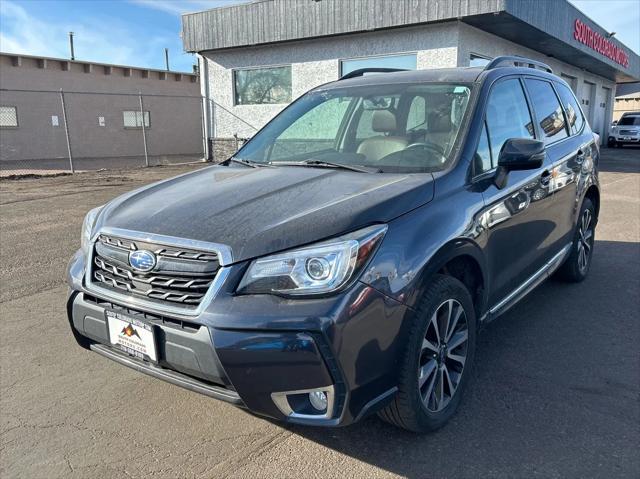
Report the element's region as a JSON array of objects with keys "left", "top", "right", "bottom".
[
  {"left": 418, "top": 299, "right": 469, "bottom": 412},
  {"left": 577, "top": 208, "right": 594, "bottom": 273}
]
